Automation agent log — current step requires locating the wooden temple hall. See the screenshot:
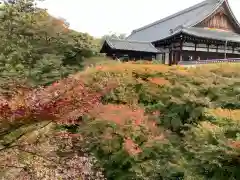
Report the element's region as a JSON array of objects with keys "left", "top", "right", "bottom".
[{"left": 100, "top": 0, "right": 240, "bottom": 65}]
